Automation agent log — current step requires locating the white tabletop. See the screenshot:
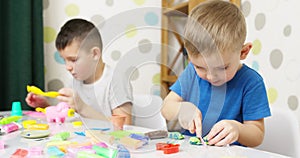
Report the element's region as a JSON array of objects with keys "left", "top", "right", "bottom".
[{"left": 0, "top": 111, "right": 291, "bottom": 158}]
